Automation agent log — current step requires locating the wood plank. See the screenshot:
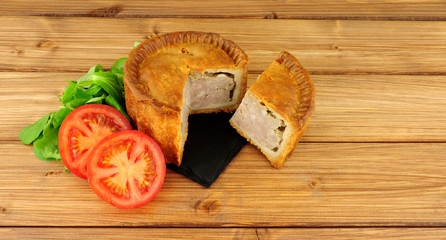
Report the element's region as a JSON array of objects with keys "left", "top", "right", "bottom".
[
  {"left": 2, "top": 0, "right": 446, "bottom": 20},
  {"left": 3, "top": 72, "right": 446, "bottom": 142},
  {"left": 2, "top": 141, "right": 446, "bottom": 227},
  {"left": 2, "top": 227, "right": 446, "bottom": 240},
  {"left": 2, "top": 16, "right": 446, "bottom": 74}
]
